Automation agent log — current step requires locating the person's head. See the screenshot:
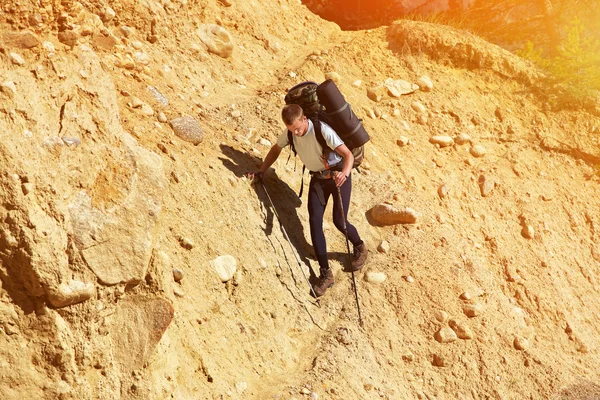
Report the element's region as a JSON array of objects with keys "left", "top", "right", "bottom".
[{"left": 282, "top": 104, "right": 308, "bottom": 137}]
